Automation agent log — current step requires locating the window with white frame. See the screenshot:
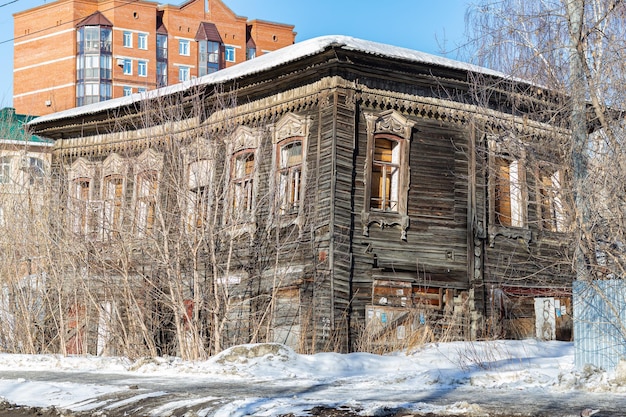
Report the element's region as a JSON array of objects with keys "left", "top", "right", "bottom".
[
  {"left": 225, "top": 45, "right": 235, "bottom": 62},
  {"left": 123, "top": 59, "right": 132, "bottom": 75},
  {"left": 0, "top": 156, "right": 11, "bottom": 184},
  {"left": 137, "top": 33, "right": 147, "bottom": 50},
  {"left": 123, "top": 31, "right": 132, "bottom": 48},
  {"left": 179, "top": 39, "right": 190, "bottom": 56},
  {"left": 123, "top": 86, "right": 132, "bottom": 96},
  {"left": 178, "top": 66, "right": 190, "bottom": 82},
  {"left": 138, "top": 60, "right": 147, "bottom": 77}
]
